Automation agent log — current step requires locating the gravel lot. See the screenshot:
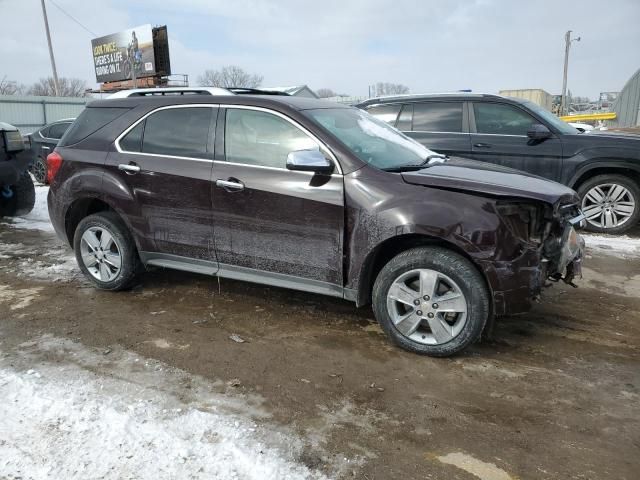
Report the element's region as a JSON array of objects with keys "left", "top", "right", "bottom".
[{"left": 1, "top": 186, "right": 639, "bottom": 479}]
